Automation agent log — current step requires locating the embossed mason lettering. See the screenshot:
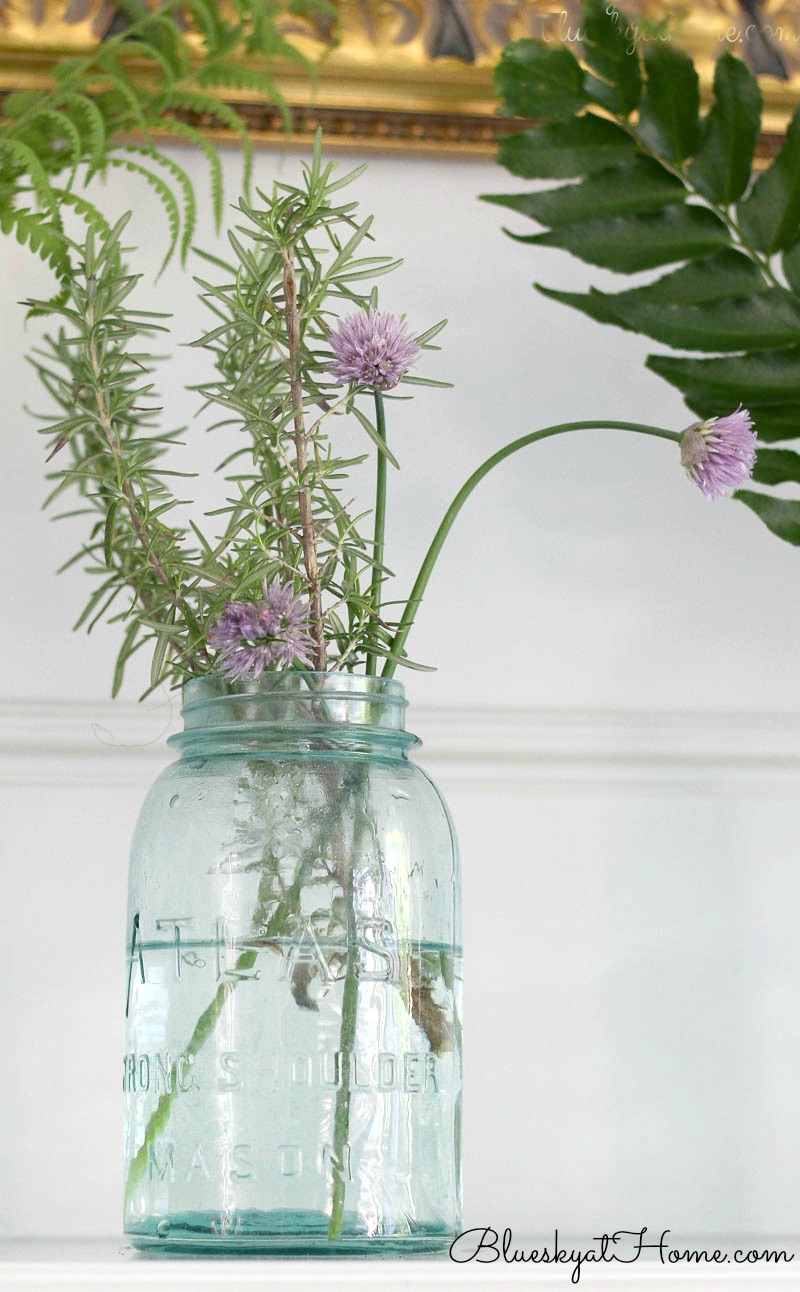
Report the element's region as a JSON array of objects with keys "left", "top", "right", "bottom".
[
  {"left": 278, "top": 1145, "right": 302, "bottom": 1176},
  {"left": 155, "top": 918, "right": 194, "bottom": 979},
  {"left": 143, "top": 1138, "right": 354, "bottom": 1185},
  {"left": 186, "top": 1143, "right": 211, "bottom": 1181},
  {"left": 215, "top": 917, "right": 260, "bottom": 982},
  {"left": 124, "top": 1047, "right": 441, "bottom": 1096},
  {"left": 125, "top": 912, "right": 145, "bottom": 1017},
  {"left": 148, "top": 1139, "right": 175, "bottom": 1182},
  {"left": 125, "top": 911, "right": 404, "bottom": 994},
  {"left": 267, "top": 1049, "right": 440, "bottom": 1094},
  {"left": 356, "top": 919, "right": 399, "bottom": 982},
  {"left": 230, "top": 1143, "right": 253, "bottom": 1181},
  {"left": 279, "top": 921, "right": 335, "bottom": 986},
  {"left": 217, "top": 1051, "right": 242, "bottom": 1091},
  {"left": 123, "top": 1050, "right": 199, "bottom": 1094}
]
